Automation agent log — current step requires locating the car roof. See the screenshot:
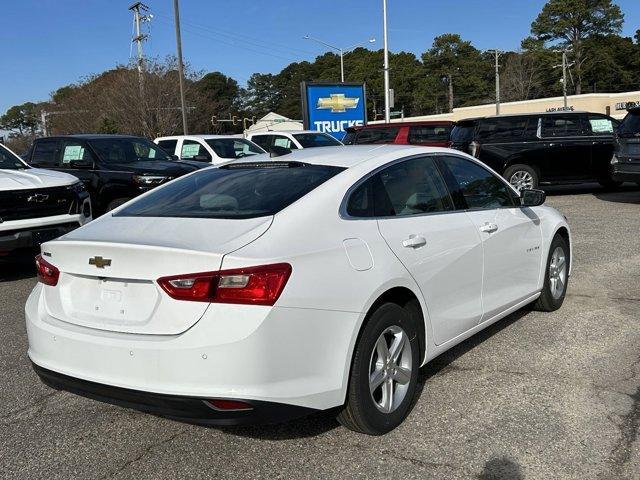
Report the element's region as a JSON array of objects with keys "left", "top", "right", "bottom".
[
  {"left": 38, "top": 134, "right": 142, "bottom": 140},
  {"left": 228, "top": 144, "right": 447, "bottom": 168},
  {"left": 248, "top": 130, "right": 324, "bottom": 136},
  {"left": 155, "top": 134, "right": 243, "bottom": 141},
  {"left": 456, "top": 111, "right": 592, "bottom": 123},
  {"left": 353, "top": 121, "right": 453, "bottom": 130}
]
